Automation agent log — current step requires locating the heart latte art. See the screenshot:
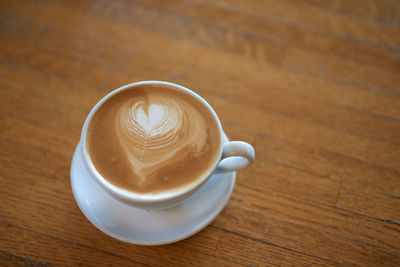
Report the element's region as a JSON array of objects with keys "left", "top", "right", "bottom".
[
  {"left": 117, "top": 98, "right": 206, "bottom": 182},
  {"left": 86, "top": 85, "right": 221, "bottom": 194}
]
